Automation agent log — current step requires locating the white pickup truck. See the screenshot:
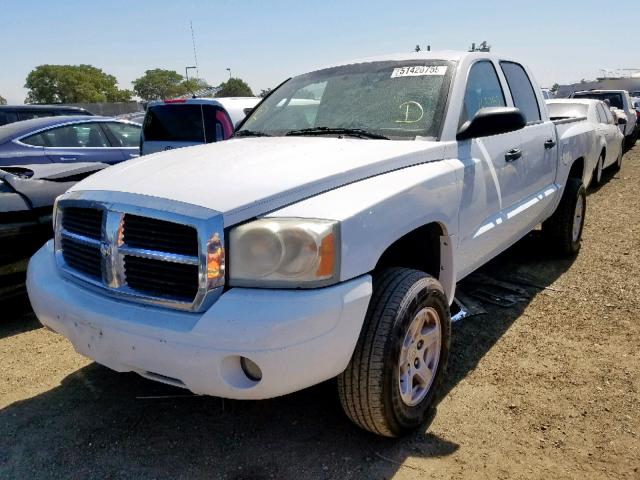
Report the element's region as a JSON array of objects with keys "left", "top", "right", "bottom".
[{"left": 27, "top": 51, "right": 596, "bottom": 437}]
